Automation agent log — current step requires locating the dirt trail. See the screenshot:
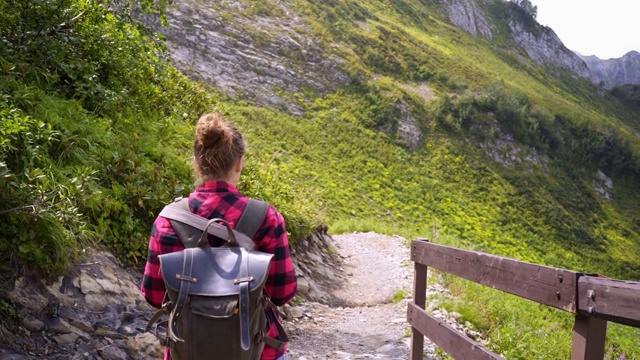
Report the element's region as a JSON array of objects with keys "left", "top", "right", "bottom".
[{"left": 284, "top": 232, "right": 440, "bottom": 359}]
